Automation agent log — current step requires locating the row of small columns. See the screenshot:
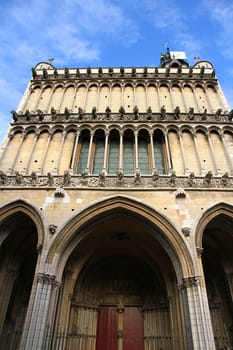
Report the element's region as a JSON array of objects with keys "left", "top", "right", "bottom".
[
  {"left": 21, "top": 82, "right": 219, "bottom": 114},
  {"left": 5, "top": 128, "right": 233, "bottom": 175}
]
